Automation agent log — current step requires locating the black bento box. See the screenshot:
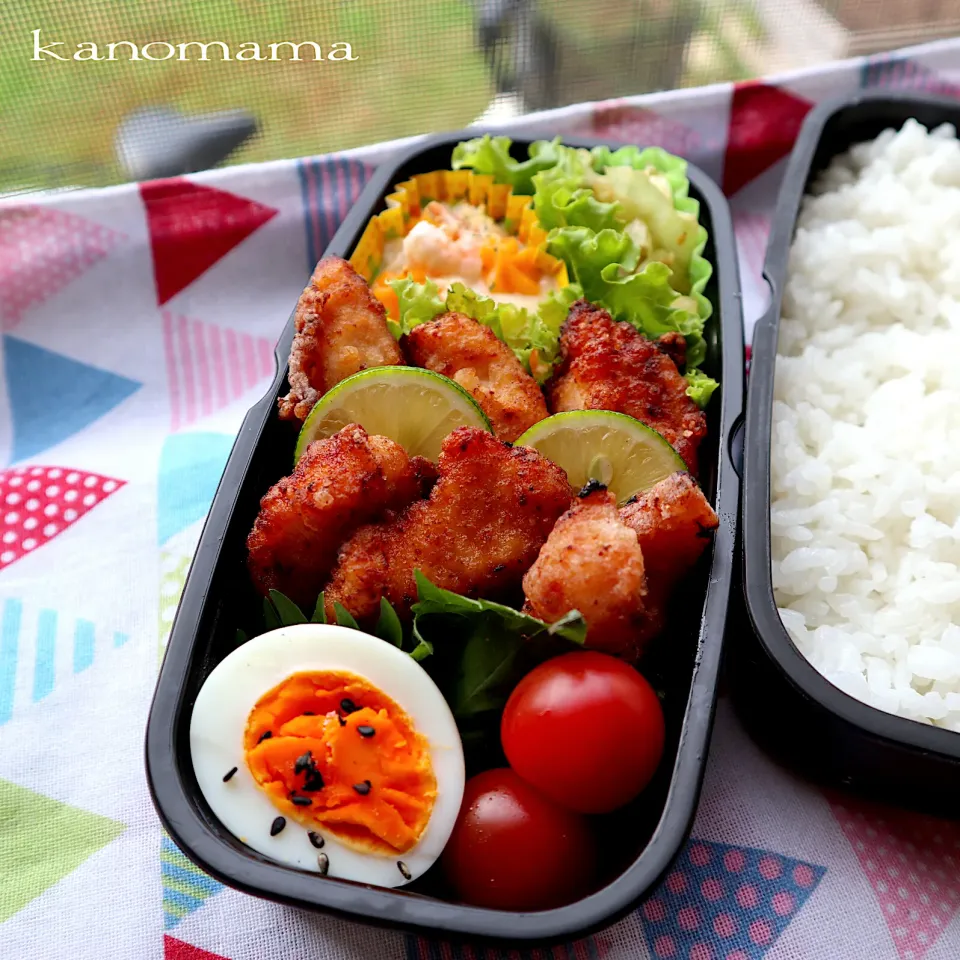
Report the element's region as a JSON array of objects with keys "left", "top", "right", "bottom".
[
  {"left": 145, "top": 131, "right": 744, "bottom": 942},
  {"left": 732, "top": 91, "right": 960, "bottom": 818}
]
